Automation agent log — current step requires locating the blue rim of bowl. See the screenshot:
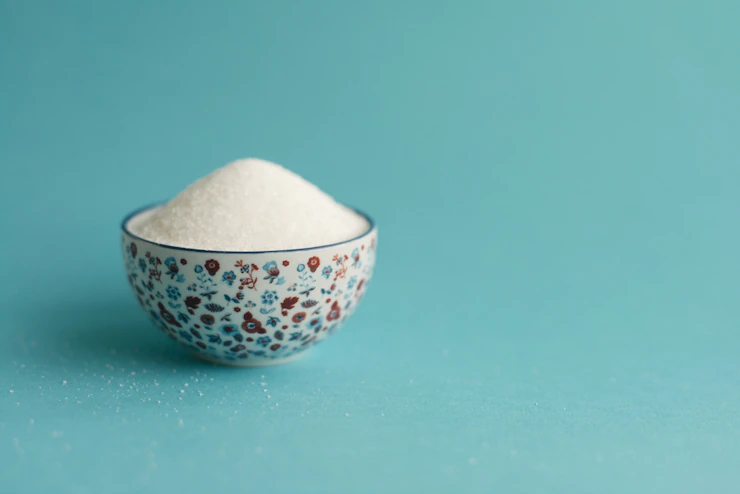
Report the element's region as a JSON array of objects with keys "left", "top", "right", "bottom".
[{"left": 121, "top": 202, "right": 376, "bottom": 255}]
